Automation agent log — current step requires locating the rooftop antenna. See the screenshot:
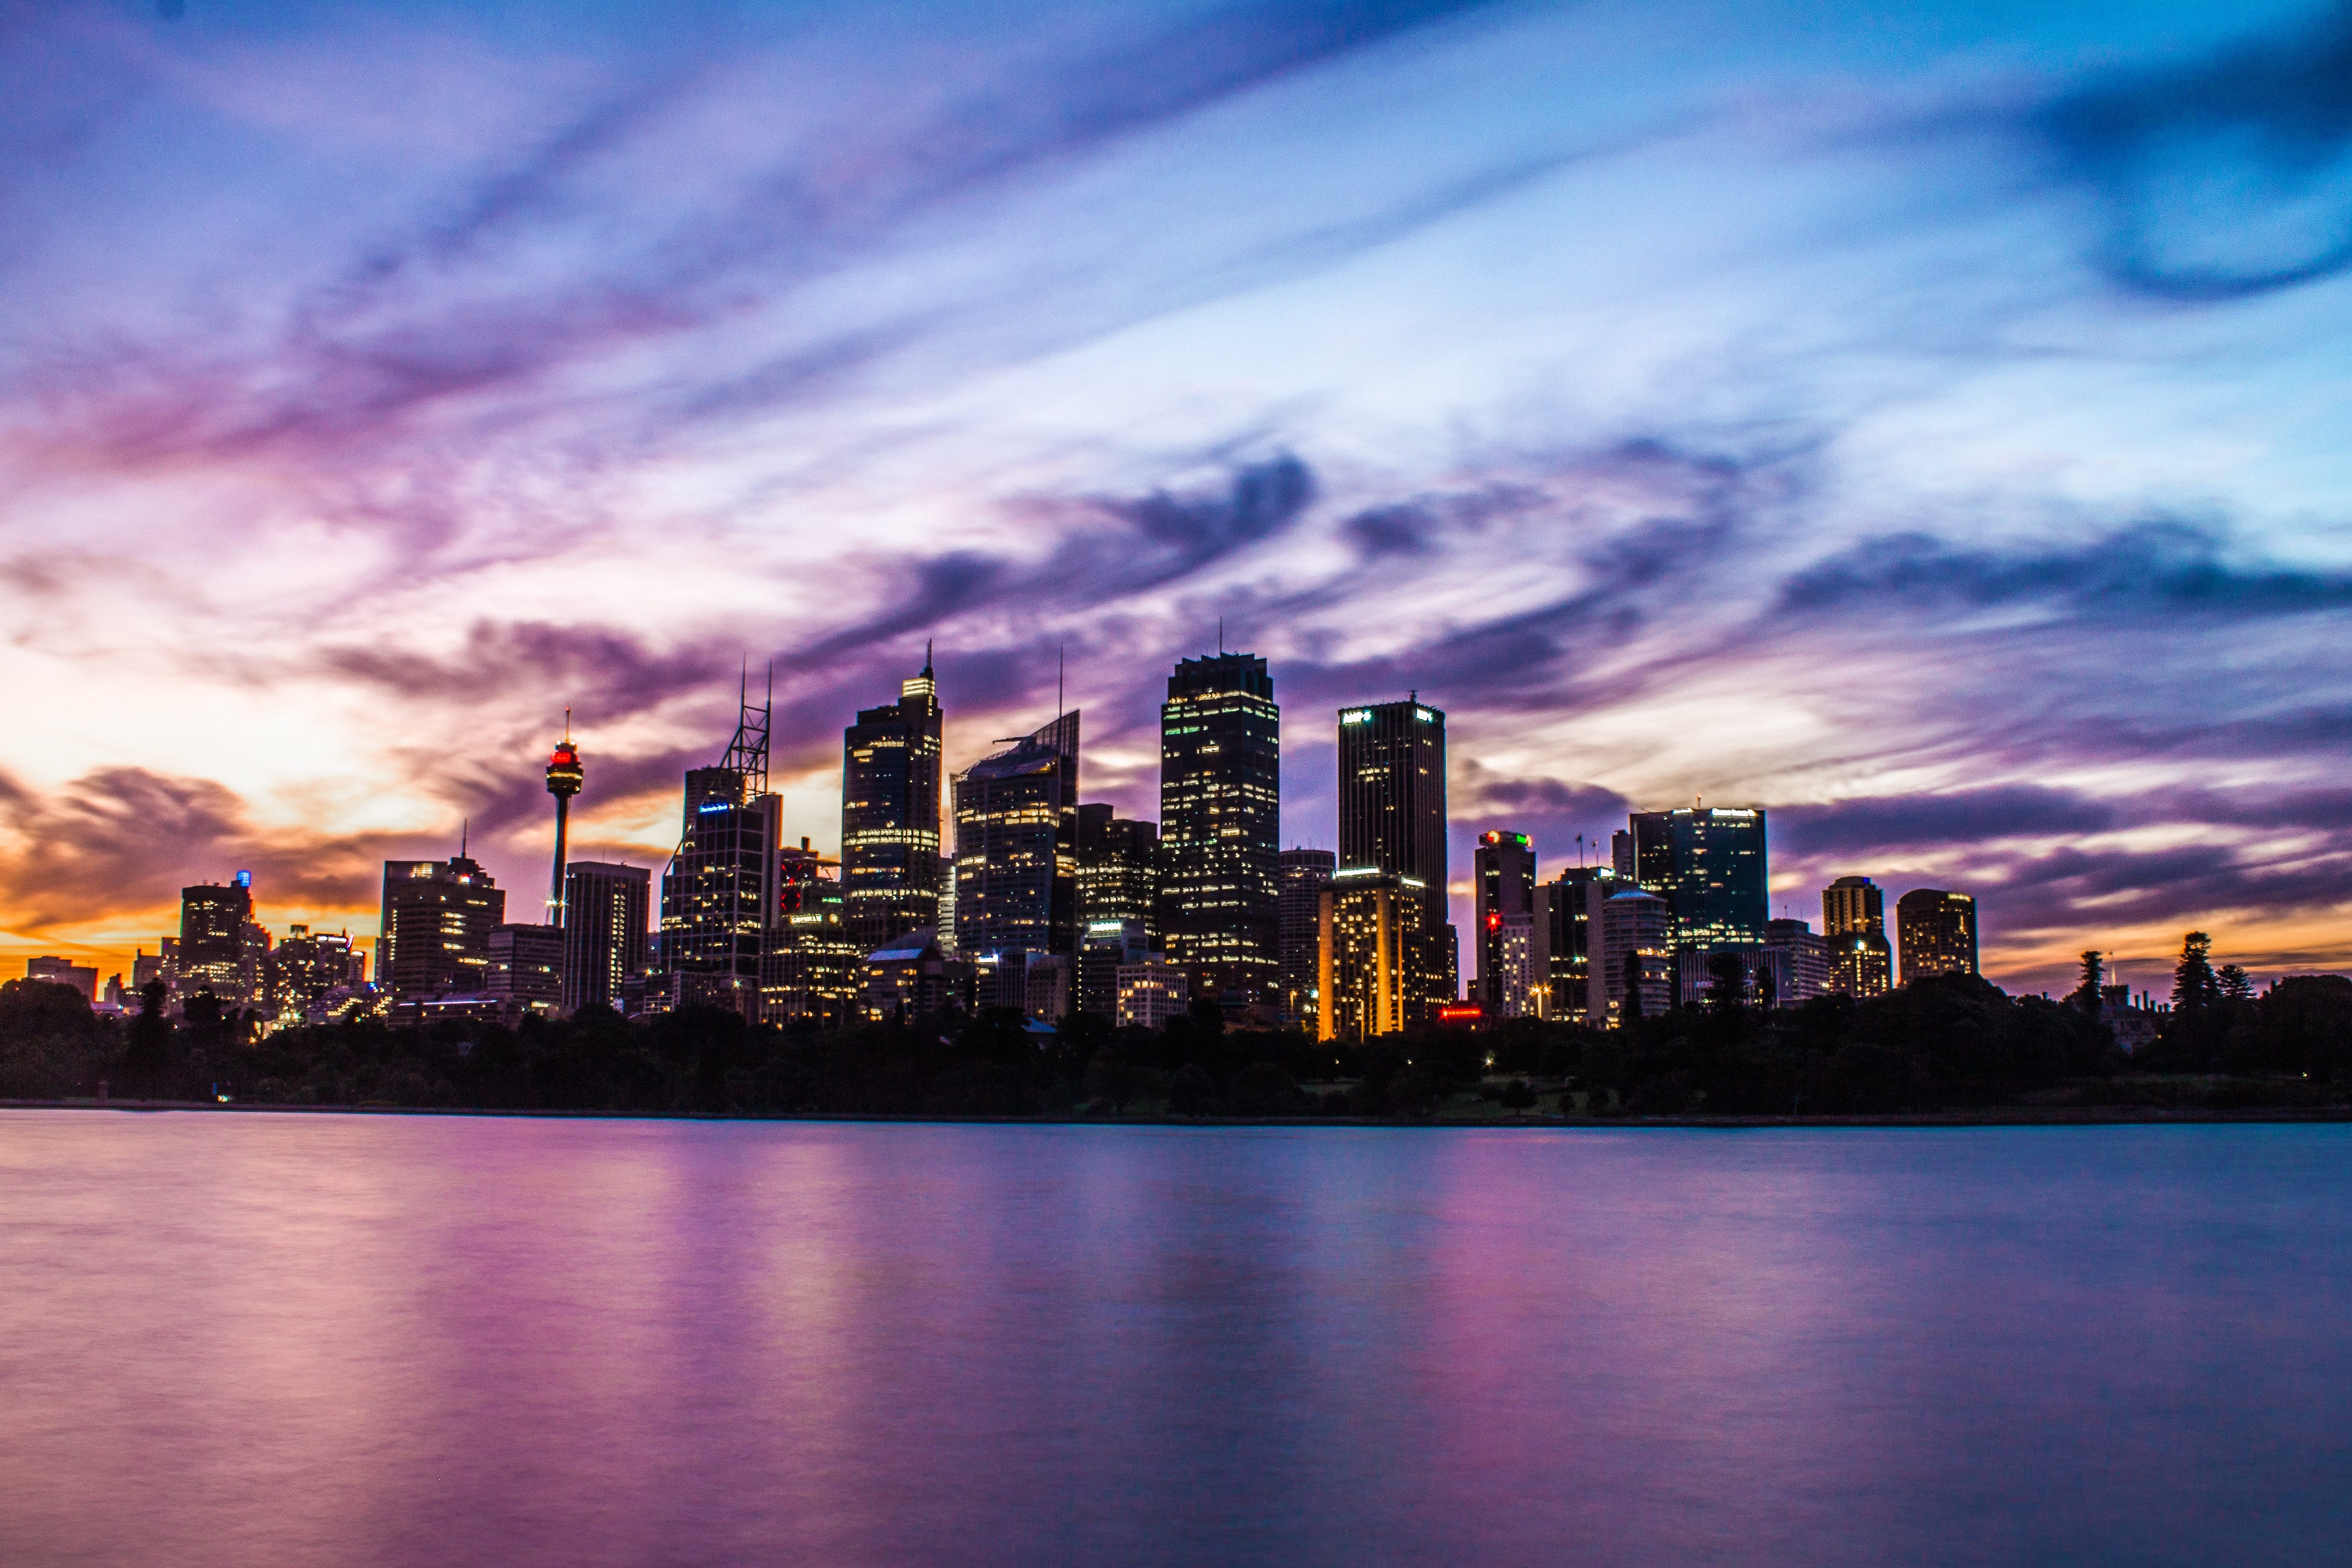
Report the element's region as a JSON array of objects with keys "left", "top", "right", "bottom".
[
  {"left": 924, "top": 638, "right": 934, "bottom": 676},
  {"left": 1218, "top": 616, "right": 1224, "bottom": 654},
  {"left": 1057, "top": 641, "right": 1065, "bottom": 719},
  {"left": 460, "top": 817, "right": 468, "bottom": 859}
]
